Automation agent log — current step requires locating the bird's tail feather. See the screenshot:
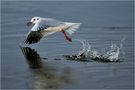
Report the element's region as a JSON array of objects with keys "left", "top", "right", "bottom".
[{"left": 65, "top": 23, "right": 81, "bottom": 35}]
